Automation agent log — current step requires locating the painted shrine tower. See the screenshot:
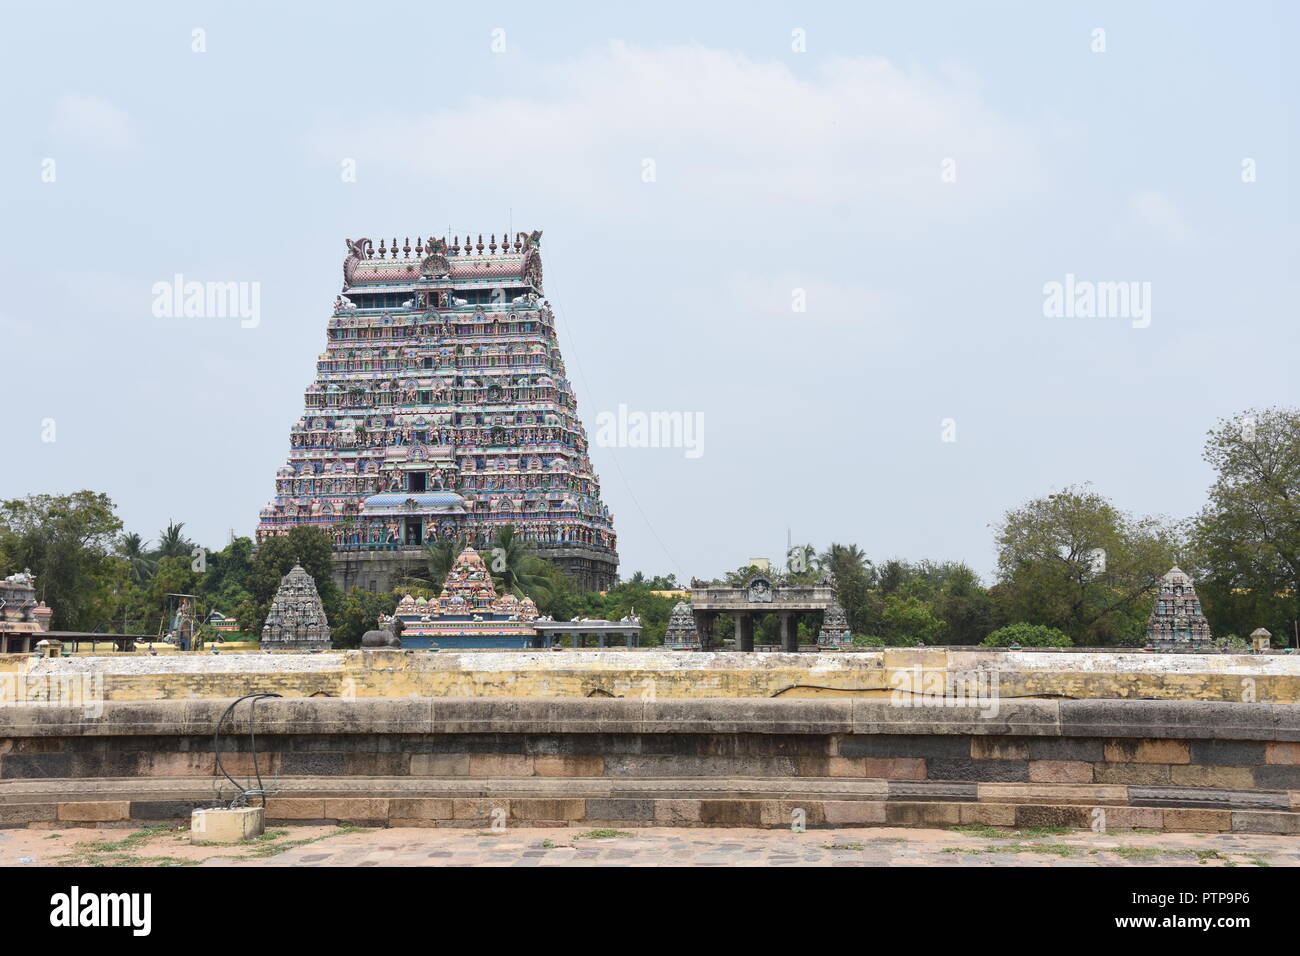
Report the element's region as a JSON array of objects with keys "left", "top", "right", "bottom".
[
  {"left": 256, "top": 231, "right": 618, "bottom": 592},
  {"left": 1146, "top": 566, "right": 1213, "bottom": 652}
]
